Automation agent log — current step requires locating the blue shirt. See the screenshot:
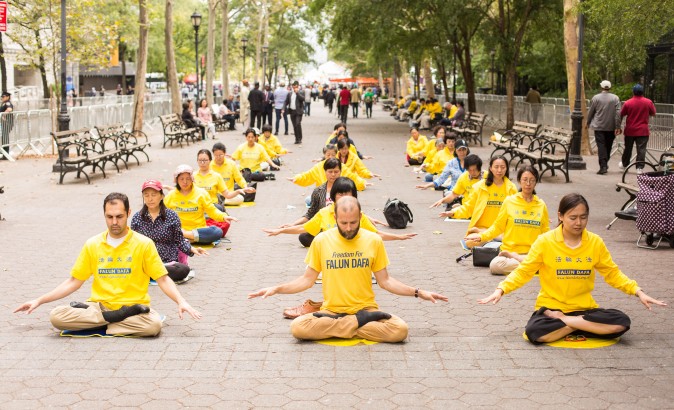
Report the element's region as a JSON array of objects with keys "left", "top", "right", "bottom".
[
  {"left": 433, "top": 157, "right": 466, "bottom": 190},
  {"left": 274, "top": 87, "right": 289, "bottom": 110}
]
